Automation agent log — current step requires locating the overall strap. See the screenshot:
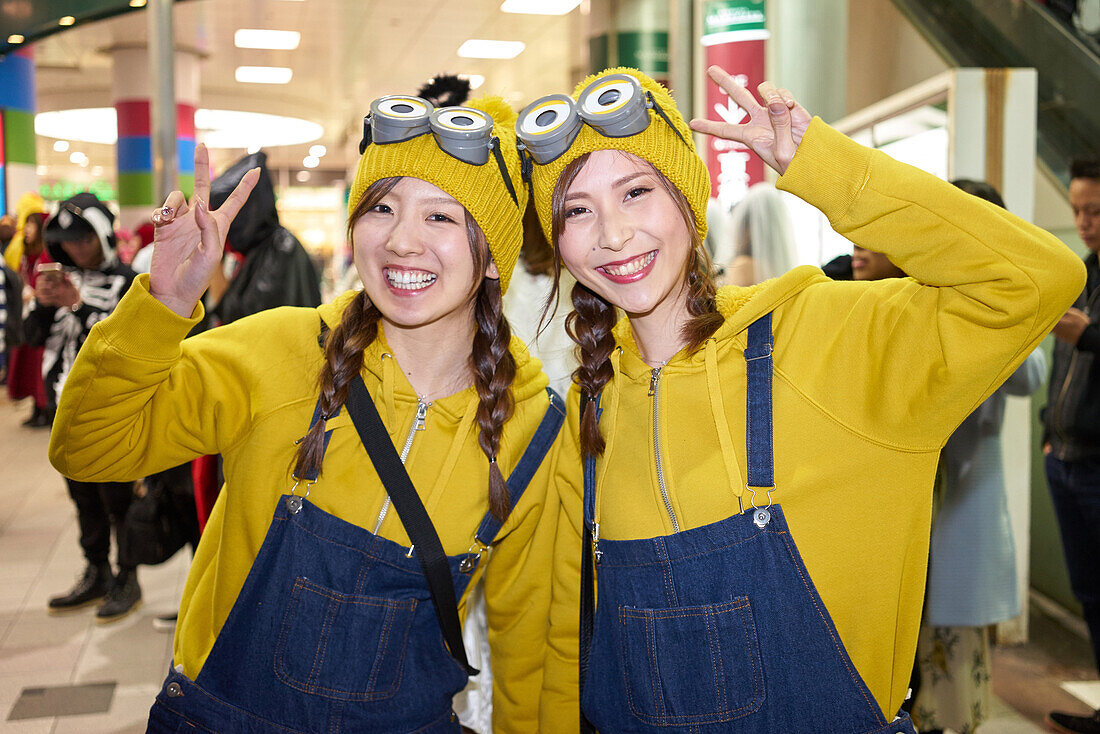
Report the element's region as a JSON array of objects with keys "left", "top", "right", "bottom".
[
  {"left": 472, "top": 387, "right": 566, "bottom": 547},
  {"left": 345, "top": 375, "right": 478, "bottom": 676},
  {"left": 580, "top": 393, "right": 602, "bottom": 734},
  {"left": 745, "top": 313, "right": 775, "bottom": 490}
]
